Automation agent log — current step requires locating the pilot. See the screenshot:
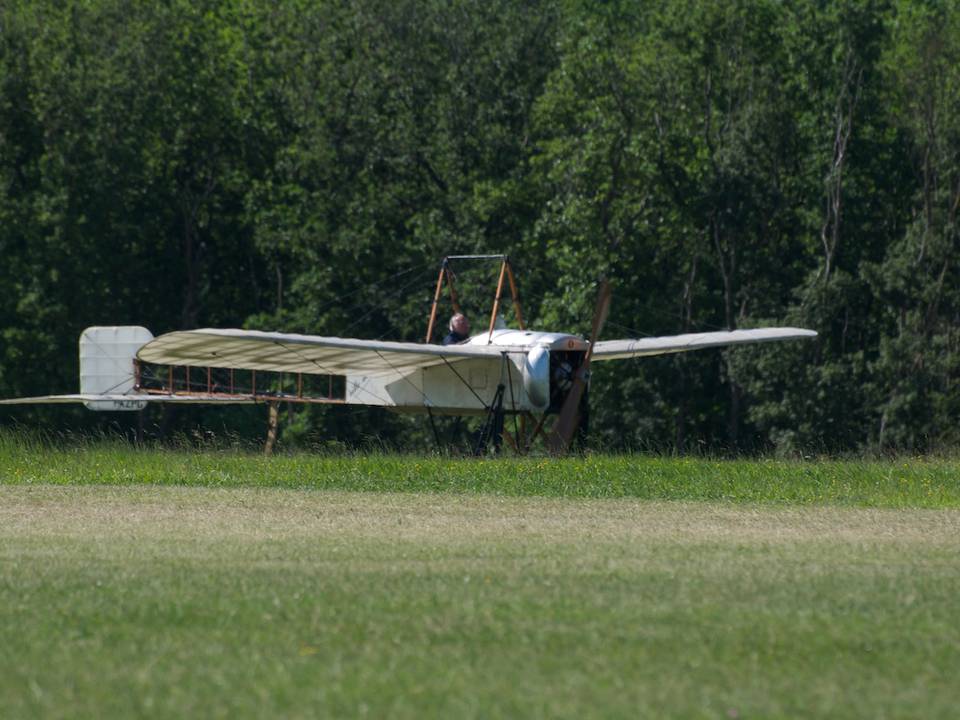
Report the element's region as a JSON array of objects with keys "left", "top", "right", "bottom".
[{"left": 442, "top": 313, "right": 470, "bottom": 345}]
